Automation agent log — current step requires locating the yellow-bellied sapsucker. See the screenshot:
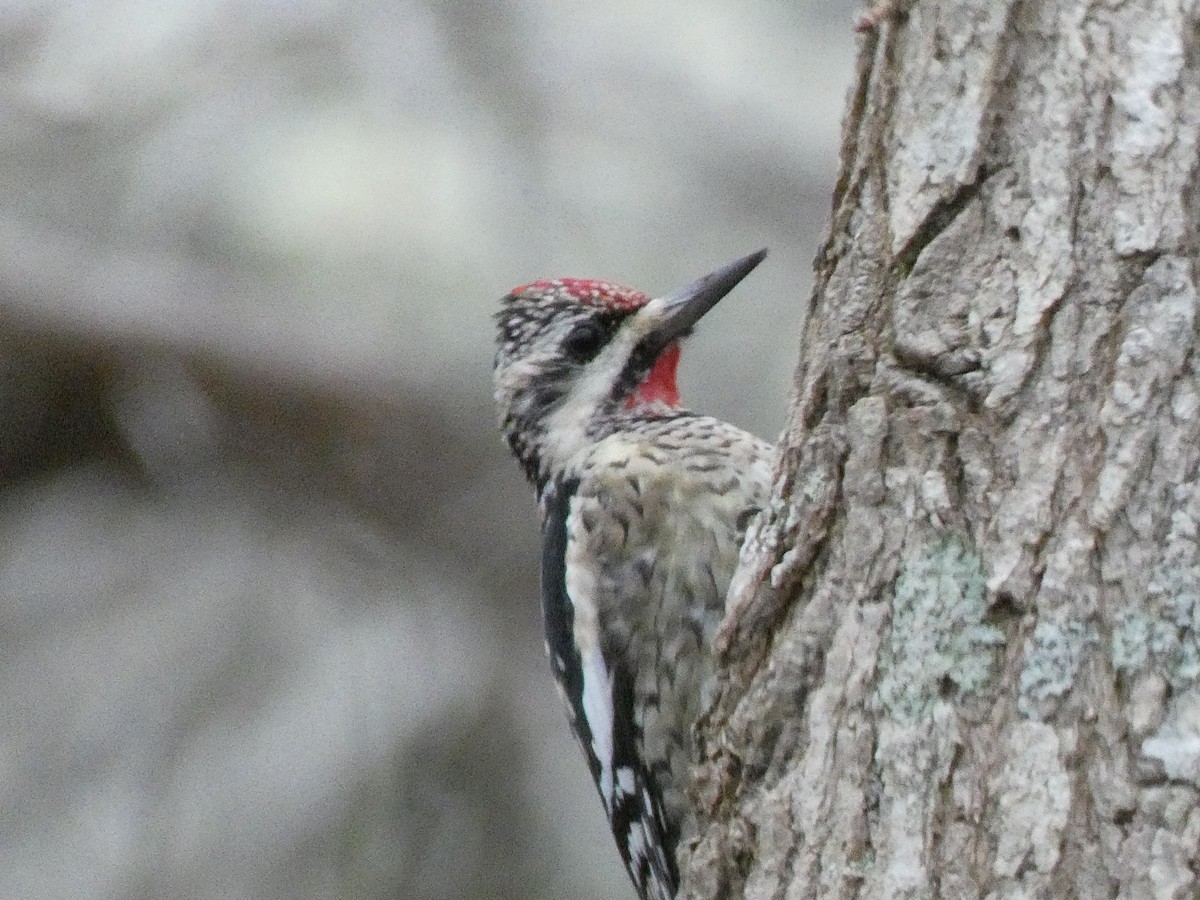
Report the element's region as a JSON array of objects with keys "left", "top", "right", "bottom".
[{"left": 493, "top": 250, "right": 774, "bottom": 899}]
